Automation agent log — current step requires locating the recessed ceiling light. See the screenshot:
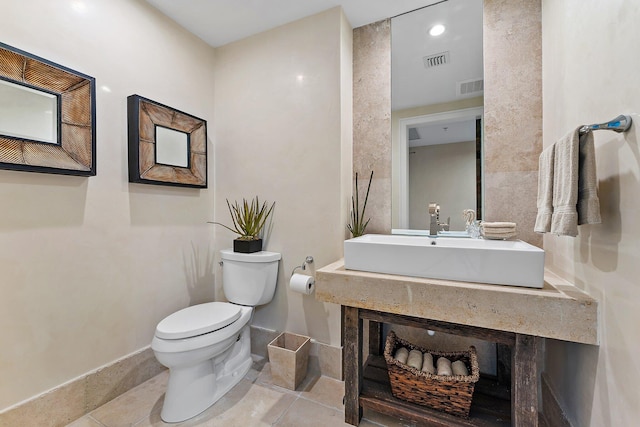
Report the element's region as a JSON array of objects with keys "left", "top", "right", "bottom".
[{"left": 429, "top": 24, "right": 446, "bottom": 37}]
